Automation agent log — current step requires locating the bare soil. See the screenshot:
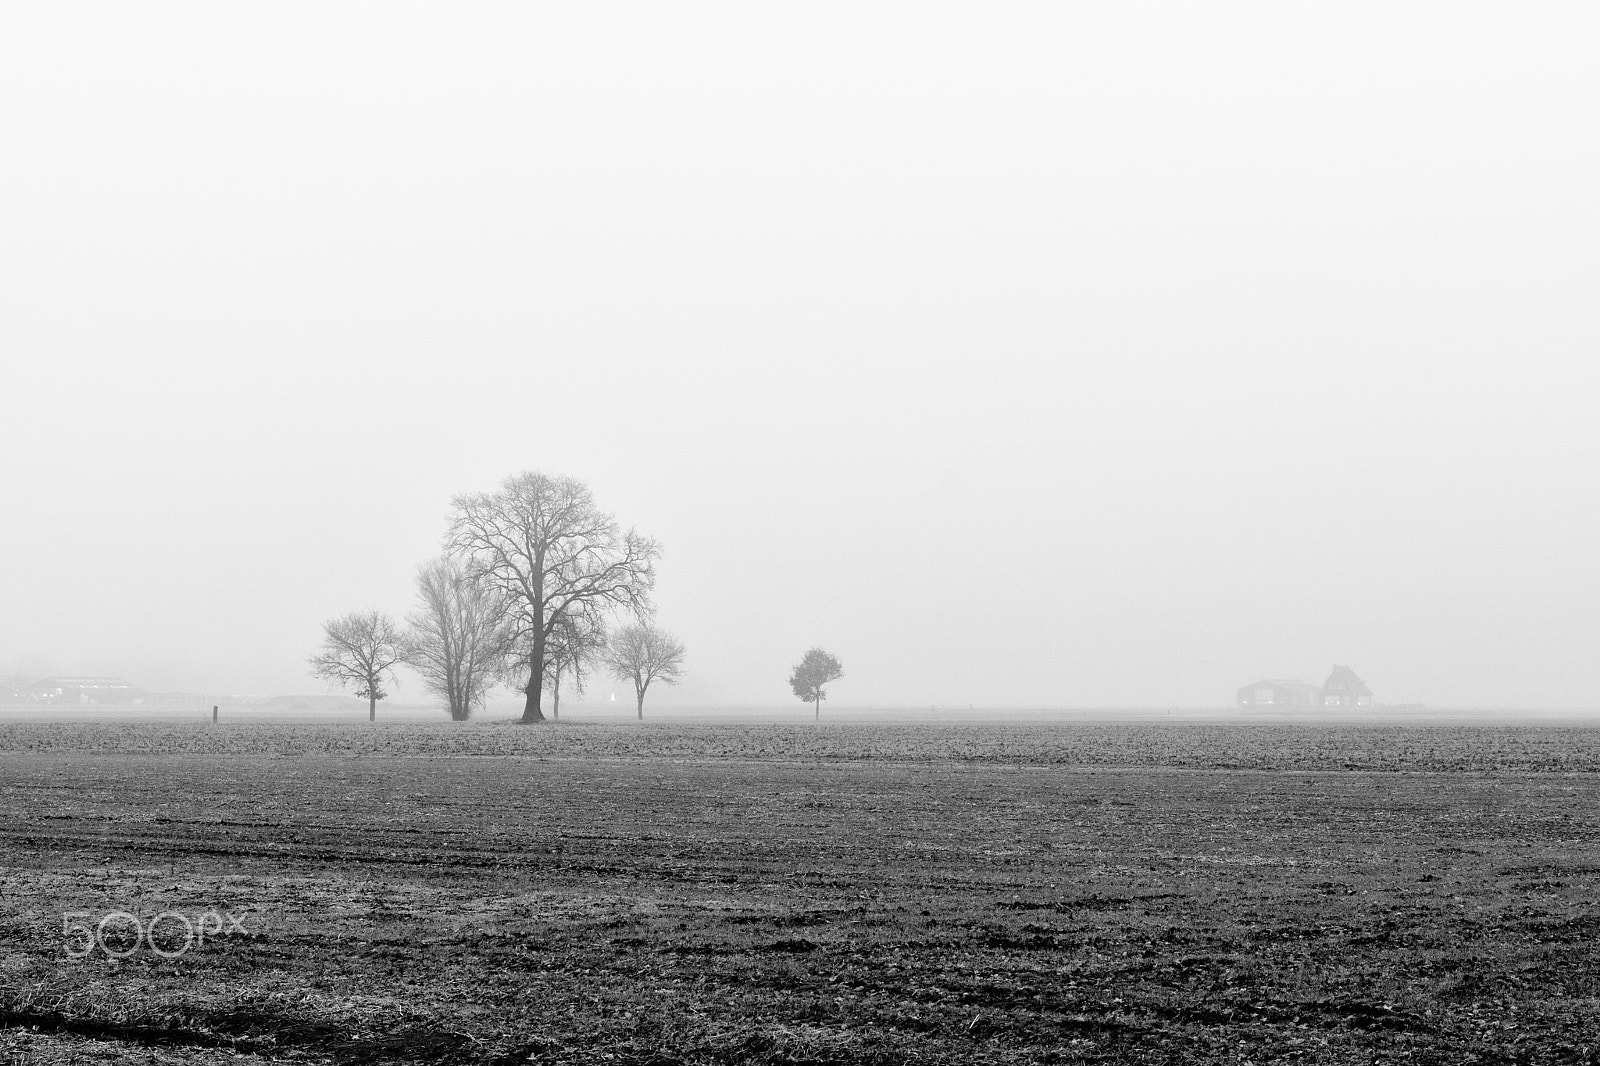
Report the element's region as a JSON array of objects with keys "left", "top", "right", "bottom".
[{"left": 2, "top": 722, "right": 1598, "bottom": 1063}]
